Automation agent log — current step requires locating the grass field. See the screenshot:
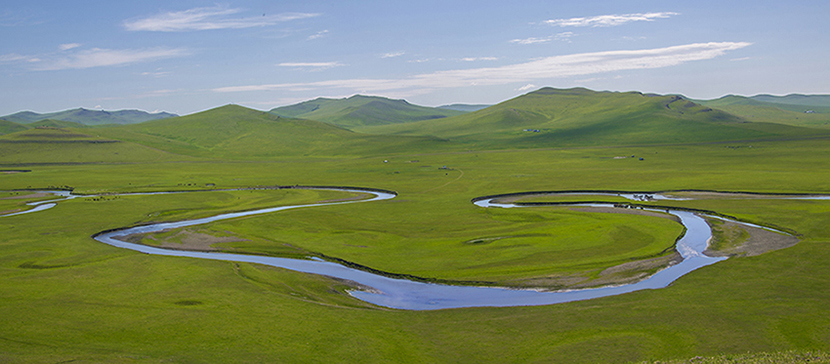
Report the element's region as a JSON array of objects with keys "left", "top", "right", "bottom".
[{"left": 2, "top": 93, "right": 830, "bottom": 363}]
